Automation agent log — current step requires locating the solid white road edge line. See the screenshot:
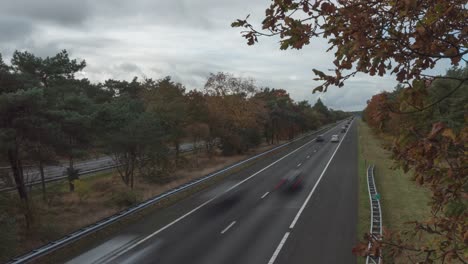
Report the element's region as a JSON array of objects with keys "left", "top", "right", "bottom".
[
  {"left": 261, "top": 192, "right": 270, "bottom": 199},
  {"left": 267, "top": 232, "right": 290, "bottom": 264},
  {"left": 102, "top": 124, "right": 340, "bottom": 263},
  {"left": 220, "top": 221, "right": 237, "bottom": 234},
  {"left": 289, "top": 120, "right": 353, "bottom": 229},
  {"left": 101, "top": 197, "right": 217, "bottom": 264},
  {"left": 103, "top": 121, "right": 346, "bottom": 263}
]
